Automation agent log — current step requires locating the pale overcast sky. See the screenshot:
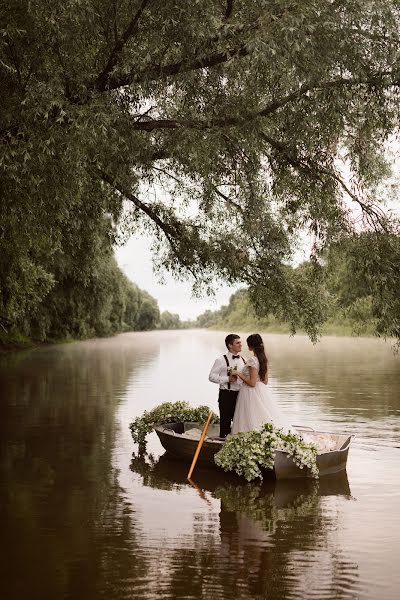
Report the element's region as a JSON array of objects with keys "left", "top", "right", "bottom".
[
  {"left": 114, "top": 226, "right": 313, "bottom": 320},
  {"left": 114, "top": 235, "right": 238, "bottom": 320}
]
